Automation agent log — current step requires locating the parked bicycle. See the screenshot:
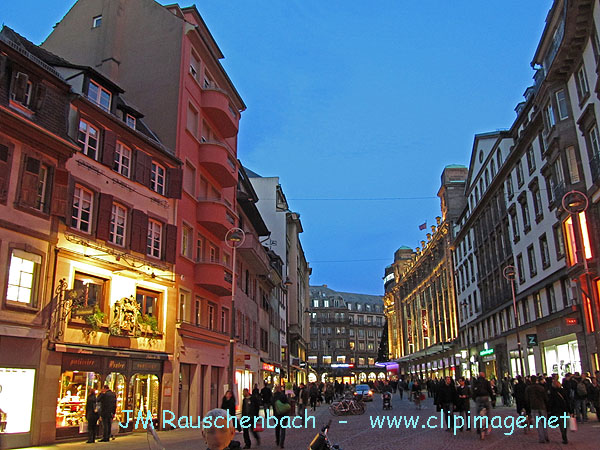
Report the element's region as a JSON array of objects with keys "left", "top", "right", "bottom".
[{"left": 329, "top": 395, "right": 365, "bottom": 416}]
